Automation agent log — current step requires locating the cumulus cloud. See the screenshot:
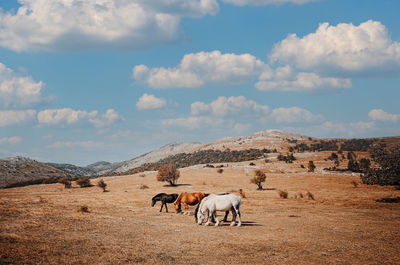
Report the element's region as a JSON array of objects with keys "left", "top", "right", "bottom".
[
  {"left": 89, "top": 109, "right": 123, "bottom": 127},
  {"left": 136, "top": 93, "right": 166, "bottom": 110},
  {"left": 256, "top": 65, "right": 351, "bottom": 92},
  {"left": 0, "top": 62, "right": 49, "bottom": 109},
  {"left": 133, "top": 50, "right": 265, "bottom": 89},
  {"left": 368, "top": 109, "right": 400, "bottom": 123},
  {"left": 191, "top": 96, "right": 269, "bottom": 116},
  {"left": 269, "top": 106, "right": 324, "bottom": 123},
  {"left": 38, "top": 108, "right": 123, "bottom": 127},
  {"left": 270, "top": 20, "right": 400, "bottom": 76},
  {"left": 37, "top": 108, "right": 98, "bottom": 126},
  {"left": 0, "top": 0, "right": 219, "bottom": 52},
  {"left": 0, "top": 109, "right": 37, "bottom": 127},
  {"left": 0, "top": 136, "right": 22, "bottom": 145},
  {"left": 222, "top": 0, "right": 317, "bottom": 6}
]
